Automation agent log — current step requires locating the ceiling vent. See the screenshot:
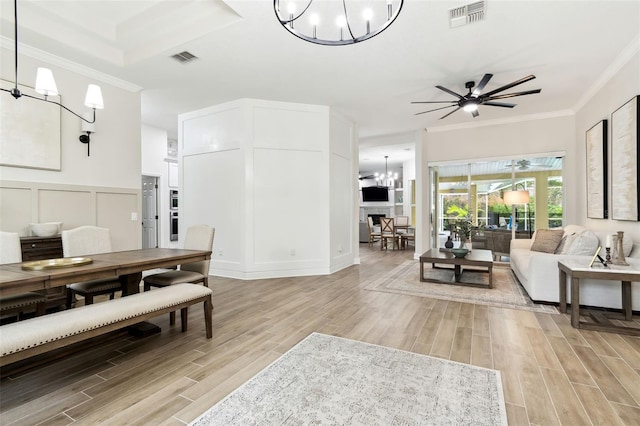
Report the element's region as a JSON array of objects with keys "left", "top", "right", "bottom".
[
  {"left": 449, "top": 1, "right": 485, "bottom": 28},
  {"left": 171, "top": 51, "right": 198, "bottom": 64}
]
